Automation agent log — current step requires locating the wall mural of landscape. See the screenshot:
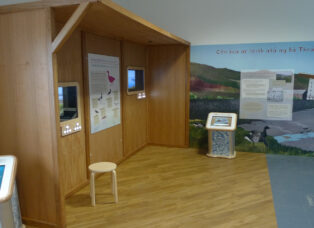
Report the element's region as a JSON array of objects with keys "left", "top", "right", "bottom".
[{"left": 190, "top": 41, "right": 314, "bottom": 156}]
